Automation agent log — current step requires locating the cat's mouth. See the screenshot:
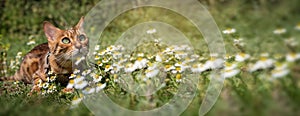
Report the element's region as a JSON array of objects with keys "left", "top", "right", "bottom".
[{"left": 70, "top": 48, "right": 88, "bottom": 59}]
